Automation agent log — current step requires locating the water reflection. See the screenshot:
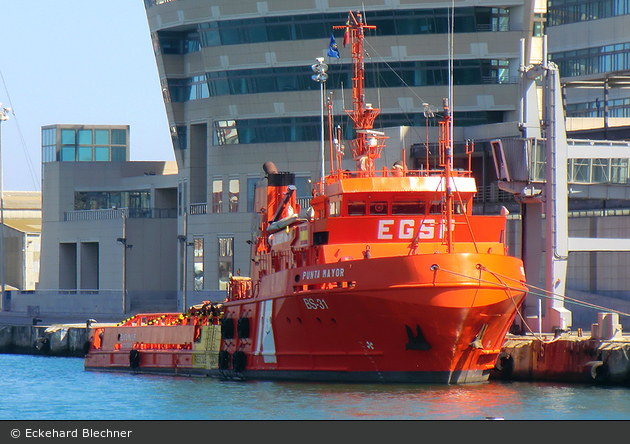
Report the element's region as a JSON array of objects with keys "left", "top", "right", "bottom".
[
  {"left": 2, "top": 355, "right": 630, "bottom": 420},
  {"left": 272, "top": 381, "right": 522, "bottom": 420}
]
